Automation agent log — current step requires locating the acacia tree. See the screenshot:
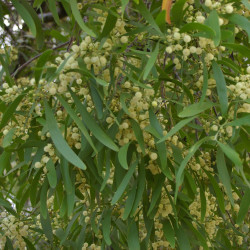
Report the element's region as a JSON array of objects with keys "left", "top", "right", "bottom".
[{"left": 0, "top": 0, "right": 249, "bottom": 249}]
